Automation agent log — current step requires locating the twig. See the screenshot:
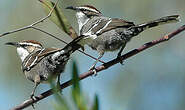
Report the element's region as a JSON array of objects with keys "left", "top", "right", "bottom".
[
  {"left": 0, "top": 0, "right": 58, "bottom": 38},
  {"left": 0, "top": 0, "right": 104, "bottom": 63},
  {"left": 11, "top": 25, "right": 185, "bottom": 110}
]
